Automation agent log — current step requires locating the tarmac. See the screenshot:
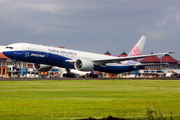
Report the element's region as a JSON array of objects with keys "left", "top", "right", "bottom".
[{"left": 0, "top": 77, "right": 180, "bottom": 81}]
